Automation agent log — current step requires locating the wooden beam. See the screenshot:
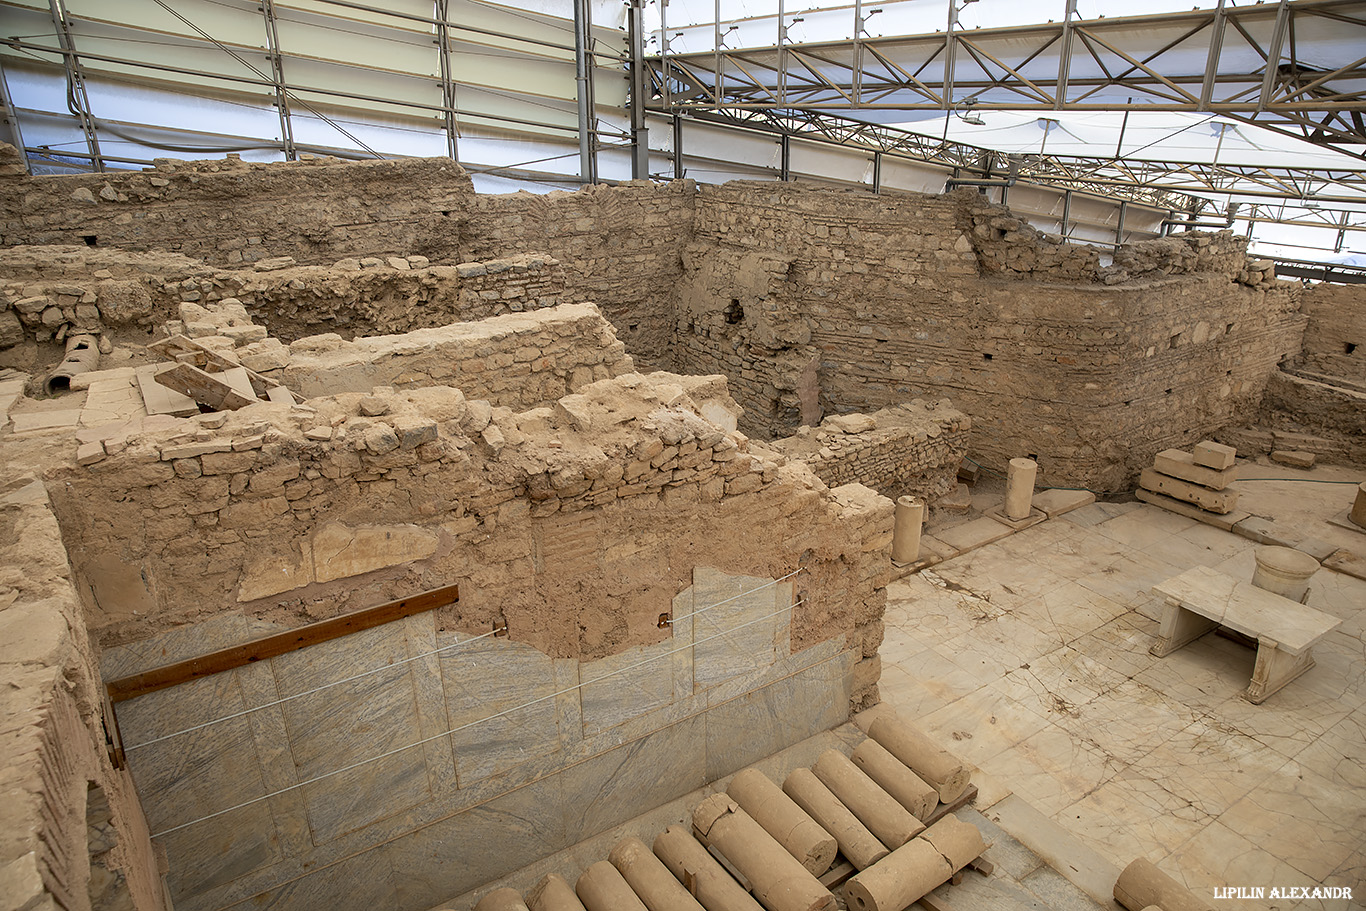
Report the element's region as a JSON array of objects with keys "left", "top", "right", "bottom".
[{"left": 106, "top": 583, "right": 459, "bottom": 703}]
